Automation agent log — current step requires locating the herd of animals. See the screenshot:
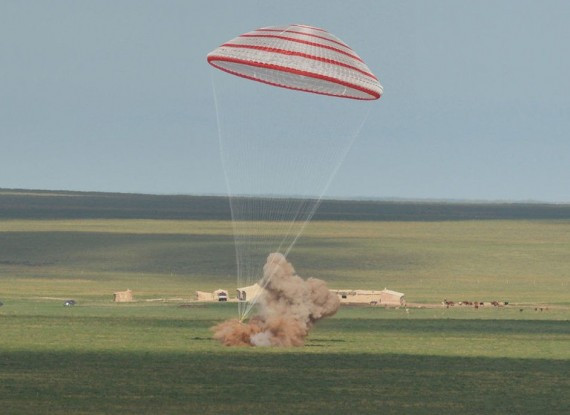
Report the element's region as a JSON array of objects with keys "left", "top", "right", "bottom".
[{"left": 442, "top": 299, "right": 548, "bottom": 312}]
